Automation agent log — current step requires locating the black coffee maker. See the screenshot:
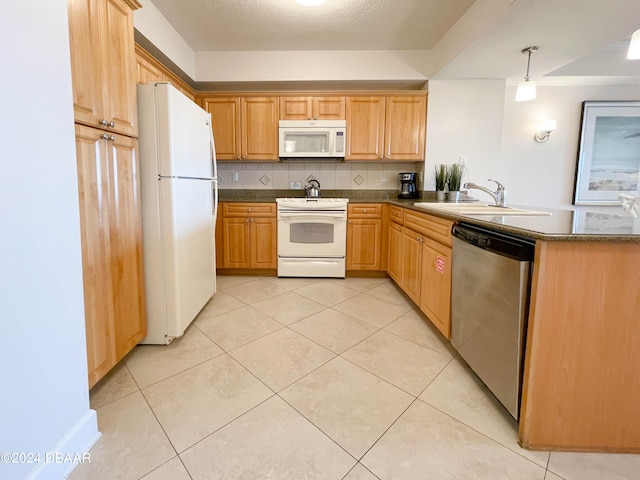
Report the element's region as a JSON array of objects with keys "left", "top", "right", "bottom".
[{"left": 398, "top": 172, "right": 418, "bottom": 199}]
